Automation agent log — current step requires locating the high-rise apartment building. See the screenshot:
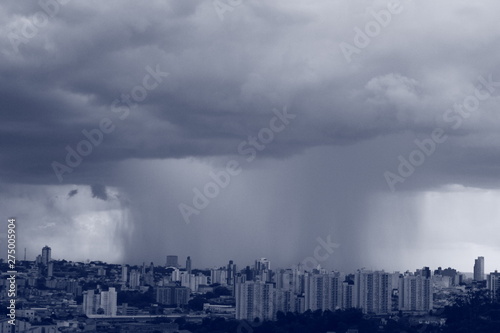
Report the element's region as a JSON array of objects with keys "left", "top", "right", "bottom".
[
  {"left": 47, "top": 262, "right": 54, "bottom": 277},
  {"left": 129, "top": 269, "right": 141, "bottom": 288},
  {"left": 186, "top": 256, "right": 192, "bottom": 274},
  {"left": 41, "top": 246, "right": 51, "bottom": 266},
  {"left": 227, "top": 260, "right": 236, "bottom": 285},
  {"left": 180, "top": 272, "right": 208, "bottom": 292},
  {"left": 171, "top": 268, "right": 181, "bottom": 282},
  {"left": 211, "top": 267, "right": 228, "bottom": 285},
  {"left": 254, "top": 258, "right": 271, "bottom": 272},
  {"left": 398, "top": 274, "right": 433, "bottom": 313},
  {"left": 235, "top": 280, "right": 275, "bottom": 321},
  {"left": 487, "top": 271, "right": 500, "bottom": 300},
  {"left": 100, "top": 287, "right": 117, "bottom": 316},
  {"left": 83, "top": 289, "right": 98, "bottom": 315},
  {"left": 156, "top": 286, "right": 190, "bottom": 306},
  {"left": 355, "top": 270, "right": 394, "bottom": 315},
  {"left": 474, "top": 257, "right": 485, "bottom": 281},
  {"left": 121, "top": 265, "right": 128, "bottom": 284},
  {"left": 275, "top": 289, "right": 296, "bottom": 314},
  {"left": 304, "top": 272, "right": 343, "bottom": 311},
  {"left": 420, "top": 267, "right": 431, "bottom": 279},
  {"left": 342, "top": 281, "right": 355, "bottom": 309},
  {"left": 275, "top": 269, "right": 293, "bottom": 291},
  {"left": 83, "top": 287, "right": 117, "bottom": 316}
]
